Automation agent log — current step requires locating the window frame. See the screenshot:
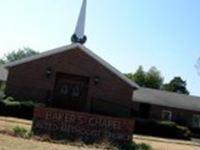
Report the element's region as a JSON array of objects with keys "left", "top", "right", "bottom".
[
  {"left": 161, "top": 110, "right": 172, "bottom": 121},
  {"left": 192, "top": 114, "right": 200, "bottom": 128}
]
